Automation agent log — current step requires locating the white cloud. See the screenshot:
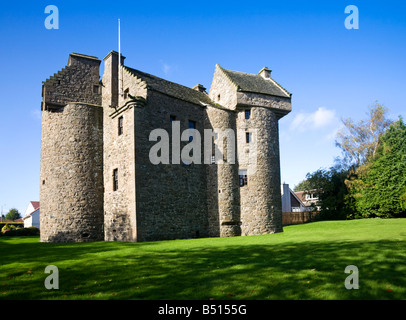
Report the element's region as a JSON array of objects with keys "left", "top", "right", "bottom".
[
  {"left": 160, "top": 60, "right": 177, "bottom": 76},
  {"left": 290, "top": 107, "right": 337, "bottom": 132}
]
